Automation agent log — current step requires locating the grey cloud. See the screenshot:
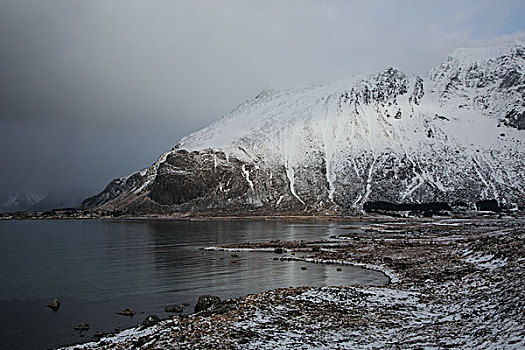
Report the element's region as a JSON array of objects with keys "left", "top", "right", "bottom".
[{"left": 0, "top": 0, "right": 524, "bottom": 194}]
